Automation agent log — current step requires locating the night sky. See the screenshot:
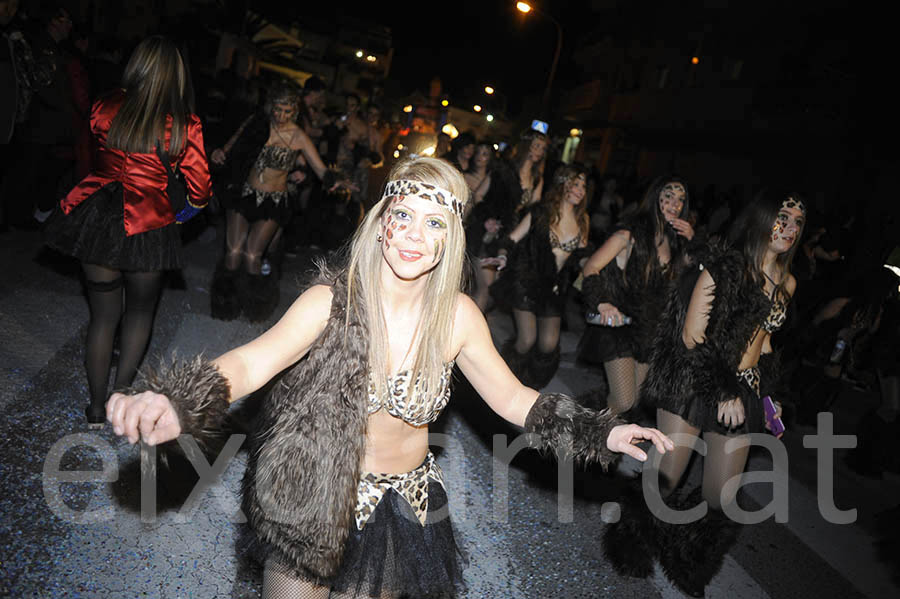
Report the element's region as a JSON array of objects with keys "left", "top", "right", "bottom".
[{"left": 273, "top": 1, "right": 596, "bottom": 113}]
